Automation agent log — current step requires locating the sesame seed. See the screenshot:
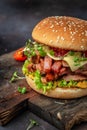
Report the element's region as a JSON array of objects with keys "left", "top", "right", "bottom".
[
  {"left": 60, "top": 22, "right": 64, "bottom": 26},
  {"left": 49, "top": 40, "right": 53, "bottom": 43},
  {"left": 50, "top": 24, "right": 54, "bottom": 28},
  {"left": 72, "top": 22, "right": 76, "bottom": 26},
  {"left": 55, "top": 16, "right": 59, "bottom": 19},
  {"left": 70, "top": 31, "right": 73, "bottom": 34},
  {"left": 43, "top": 34, "right": 46, "bottom": 38},
  {"left": 77, "top": 25, "right": 81, "bottom": 28},
  {"left": 57, "top": 36, "right": 60, "bottom": 40},
  {"left": 70, "top": 31, "right": 77, "bottom": 36},
  {"left": 75, "top": 30, "right": 78, "bottom": 33},
  {"left": 73, "top": 31, "right": 76, "bottom": 35},
  {"left": 61, "top": 36, "right": 64, "bottom": 40},
  {"left": 72, "top": 38, "right": 75, "bottom": 42},
  {"left": 59, "top": 20, "right": 63, "bottom": 25},
  {"left": 43, "top": 20, "right": 47, "bottom": 24},
  {"left": 81, "top": 45, "right": 84, "bottom": 50},
  {"left": 55, "top": 30, "right": 58, "bottom": 32},
  {"left": 52, "top": 29, "right": 55, "bottom": 32},
  {"left": 64, "top": 27, "right": 66, "bottom": 32},
  {"left": 56, "top": 22, "right": 59, "bottom": 25}
]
